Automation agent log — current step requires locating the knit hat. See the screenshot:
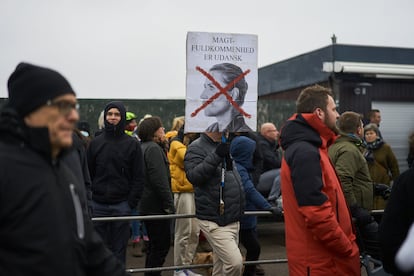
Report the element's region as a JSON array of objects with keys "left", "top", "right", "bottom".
[
  {"left": 7, "top": 62, "right": 75, "bottom": 117},
  {"left": 137, "top": 116, "right": 163, "bottom": 142}
]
